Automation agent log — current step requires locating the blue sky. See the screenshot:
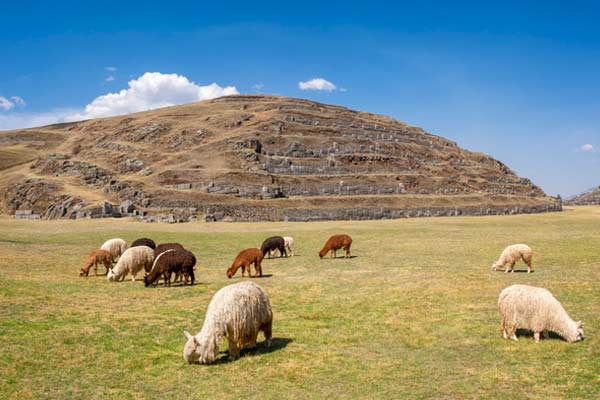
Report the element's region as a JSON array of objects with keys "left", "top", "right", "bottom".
[{"left": 1, "top": 1, "right": 599, "bottom": 197}]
